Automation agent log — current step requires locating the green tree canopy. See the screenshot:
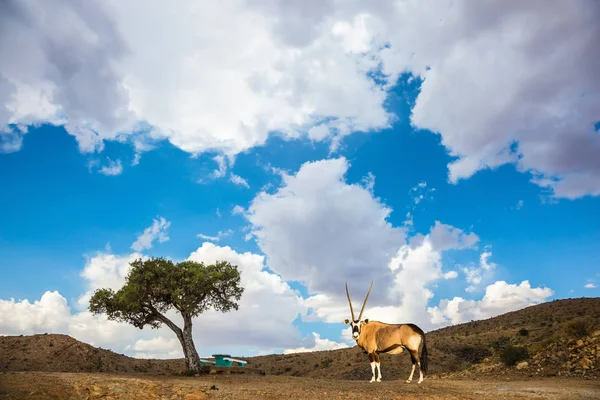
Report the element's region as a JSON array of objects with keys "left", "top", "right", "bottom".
[{"left": 89, "top": 257, "right": 243, "bottom": 372}]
